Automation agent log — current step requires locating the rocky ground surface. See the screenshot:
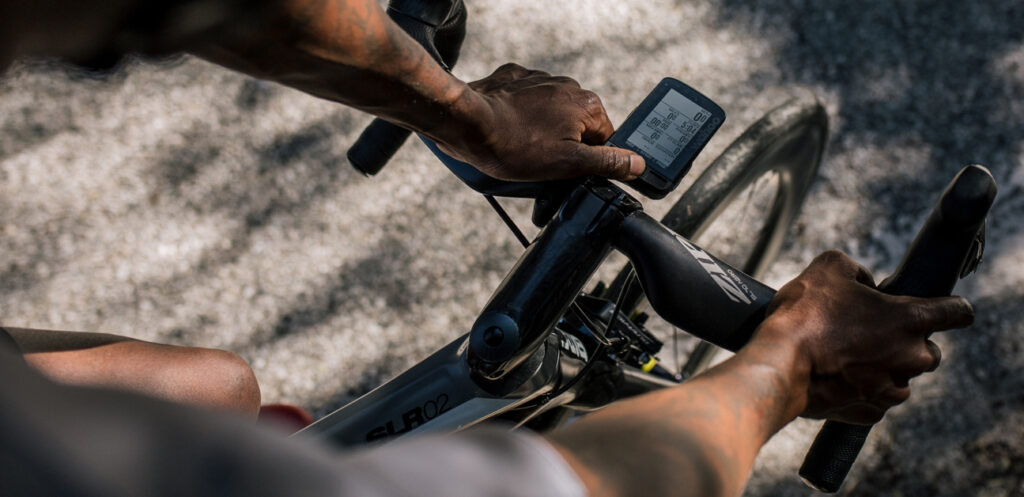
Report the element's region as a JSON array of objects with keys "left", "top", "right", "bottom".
[{"left": 2, "top": 1, "right": 1023, "bottom": 495}]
